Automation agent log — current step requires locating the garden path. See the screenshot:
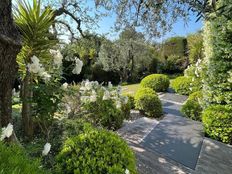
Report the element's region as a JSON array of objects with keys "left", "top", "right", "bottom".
[{"left": 118, "top": 92, "right": 232, "bottom": 174}]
